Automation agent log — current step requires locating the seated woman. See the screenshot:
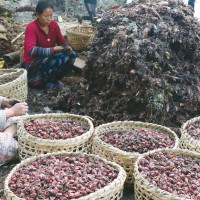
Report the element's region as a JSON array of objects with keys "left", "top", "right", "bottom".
[
  {"left": 22, "top": 1, "right": 76, "bottom": 88},
  {"left": 0, "top": 97, "right": 28, "bottom": 165}
]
